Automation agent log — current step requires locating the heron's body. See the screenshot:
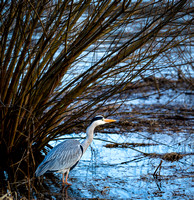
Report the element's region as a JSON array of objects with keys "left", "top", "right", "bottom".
[
  {"left": 35, "top": 115, "right": 116, "bottom": 185},
  {"left": 35, "top": 140, "right": 83, "bottom": 176}
]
